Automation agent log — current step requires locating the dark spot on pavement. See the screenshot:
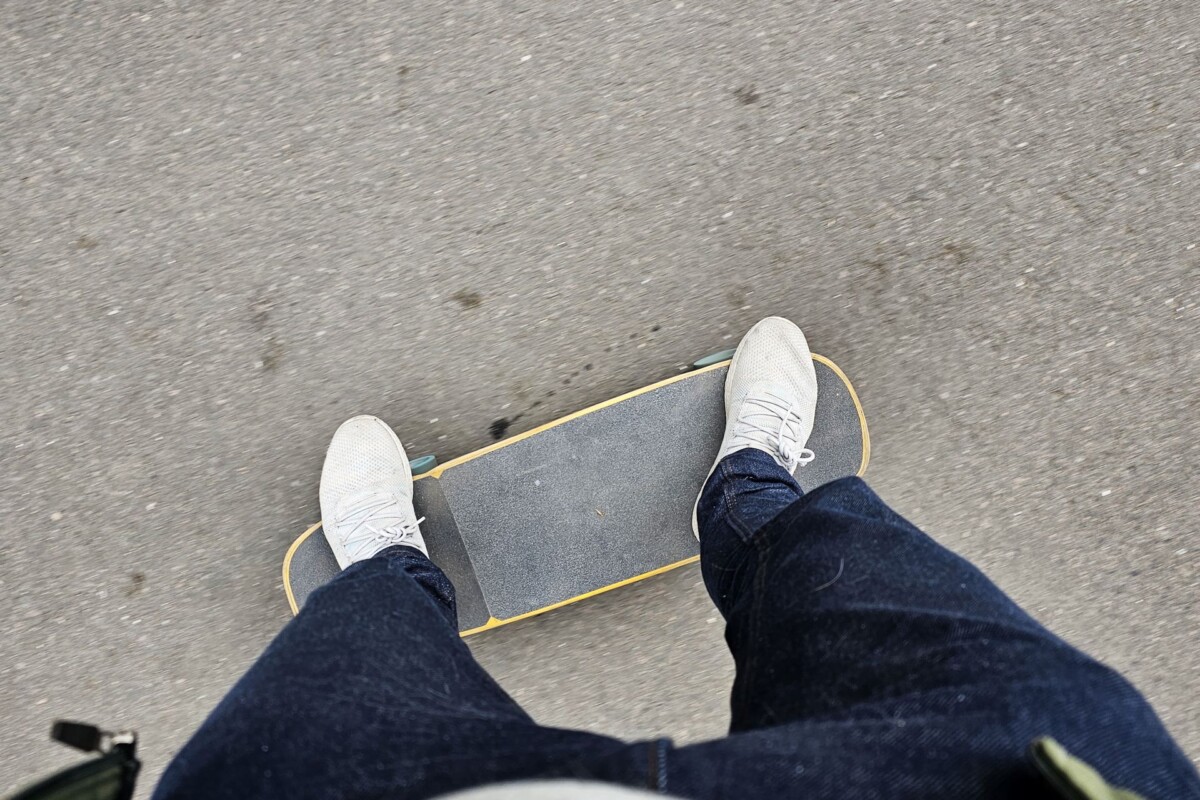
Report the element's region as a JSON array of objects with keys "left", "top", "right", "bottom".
[
  {"left": 75, "top": 235, "right": 100, "bottom": 250},
  {"left": 725, "top": 284, "right": 750, "bottom": 308},
  {"left": 395, "top": 66, "right": 413, "bottom": 113},
  {"left": 260, "top": 336, "right": 284, "bottom": 372},
  {"left": 651, "top": 324, "right": 661, "bottom": 332},
  {"left": 452, "top": 290, "right": 483, "bottom": 309},
  {"left": 734, "top": 86, "right": 761, "bottom": 105},
  {"left": 124, "top": 572, "right": 146, "bottom": 597},
  {"left": 941, "top": 242, "right": 974, "bottom": 266},
  {"left": 250, "top": 292, "right": 273, "bottom": 330},
  {"left": 862, "top": 259, "right": 887, "bottom": 277},
  {"left": 489, "top": 418, "right": 511, "bottom": 440},
  {"left": 584, "top": 363, "right": 593, "bottom": 371}
]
